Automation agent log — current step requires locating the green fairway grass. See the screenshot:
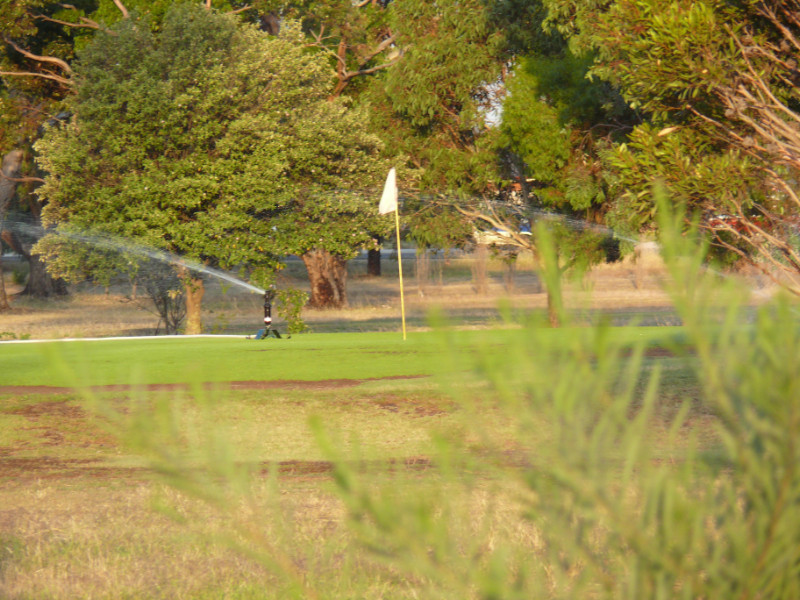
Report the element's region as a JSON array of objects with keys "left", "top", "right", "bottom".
[
  {"left": 0, "top": 326, "right": 687, "bottom": 387},
  {"left": 0, "top": 322, "right": 723, "bottom": 600}
]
